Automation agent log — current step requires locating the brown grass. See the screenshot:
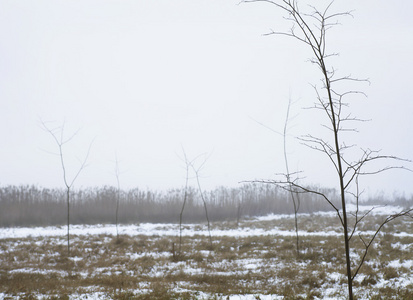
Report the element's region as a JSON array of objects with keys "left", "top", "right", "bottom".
[{"left": 0, "top": 213, "right": 412, "bottom": 299}]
